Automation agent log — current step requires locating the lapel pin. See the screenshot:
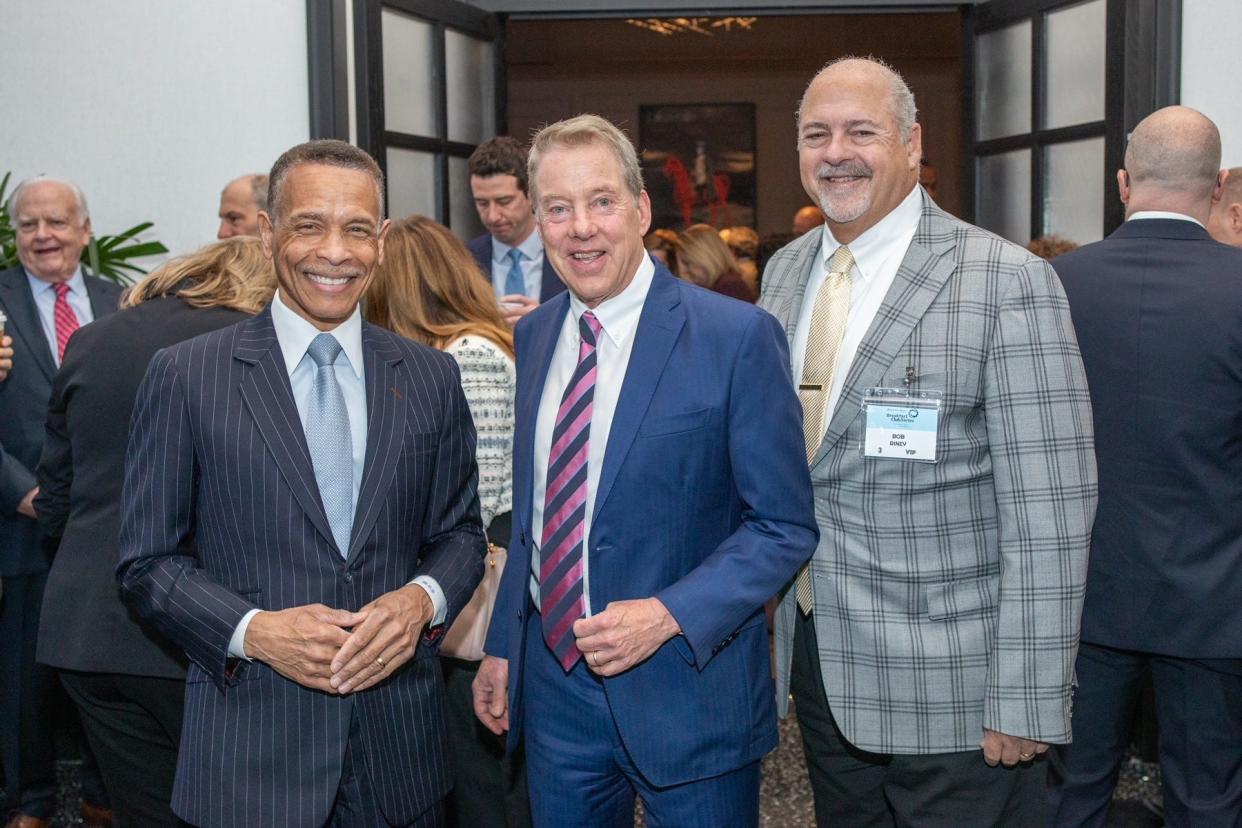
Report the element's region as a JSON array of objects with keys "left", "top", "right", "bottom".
[{"left": 390, "top": 386, "right": 404, "bottom": 400}]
